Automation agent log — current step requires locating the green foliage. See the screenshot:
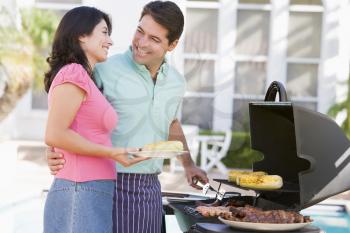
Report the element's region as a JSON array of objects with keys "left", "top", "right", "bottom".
[
  {"left": 328, "top": 75, "right": 350, "bottom": 138},
  {"left": 0, "top": 7, "right": 58, "bottom": 90},
  {"left": 199, "top": 131, "right": 263, "bottom": 169},
  {"left": 0, "top": 6, "right": 33, "bottom": 92},
  {"left": 21, "top": 8, "right": 58, "bottom": 50},
  {"left": 0, "top": 7, "right": 58, "bottom": 121},
  {"left": 20, "top": 8, "right": 59, "bottom": 90}
]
